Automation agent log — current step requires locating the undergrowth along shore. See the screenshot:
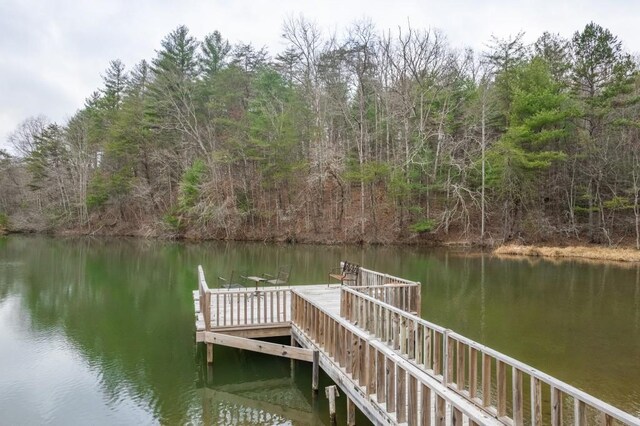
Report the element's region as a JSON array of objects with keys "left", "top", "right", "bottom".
[{"left": 494, "top": 244, "right": 640, "bottom": 262}]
